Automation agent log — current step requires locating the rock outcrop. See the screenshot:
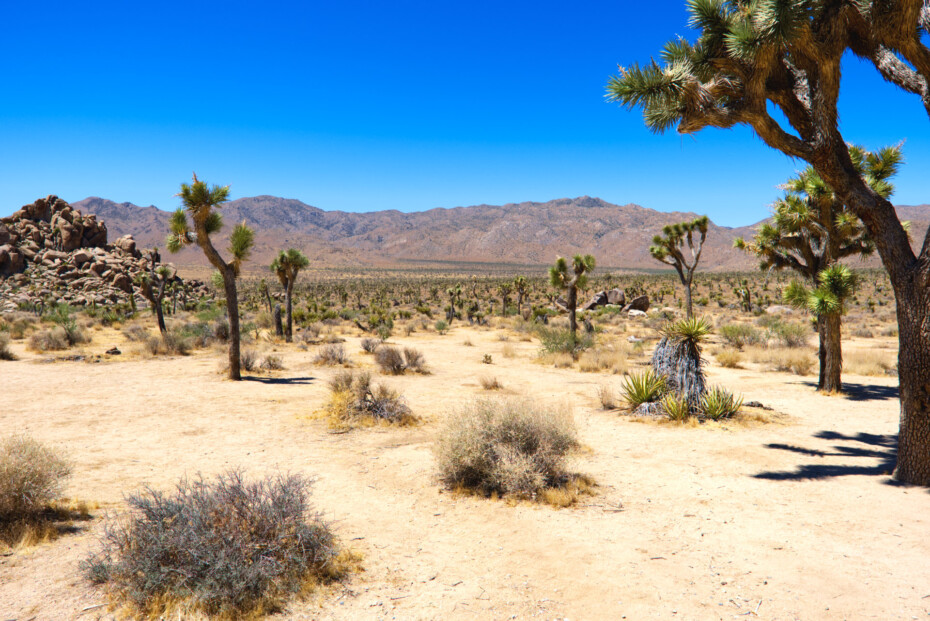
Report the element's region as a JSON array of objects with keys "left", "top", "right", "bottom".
[{"left": 0, "top": 196, "right": 210, "bottom": 313}]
